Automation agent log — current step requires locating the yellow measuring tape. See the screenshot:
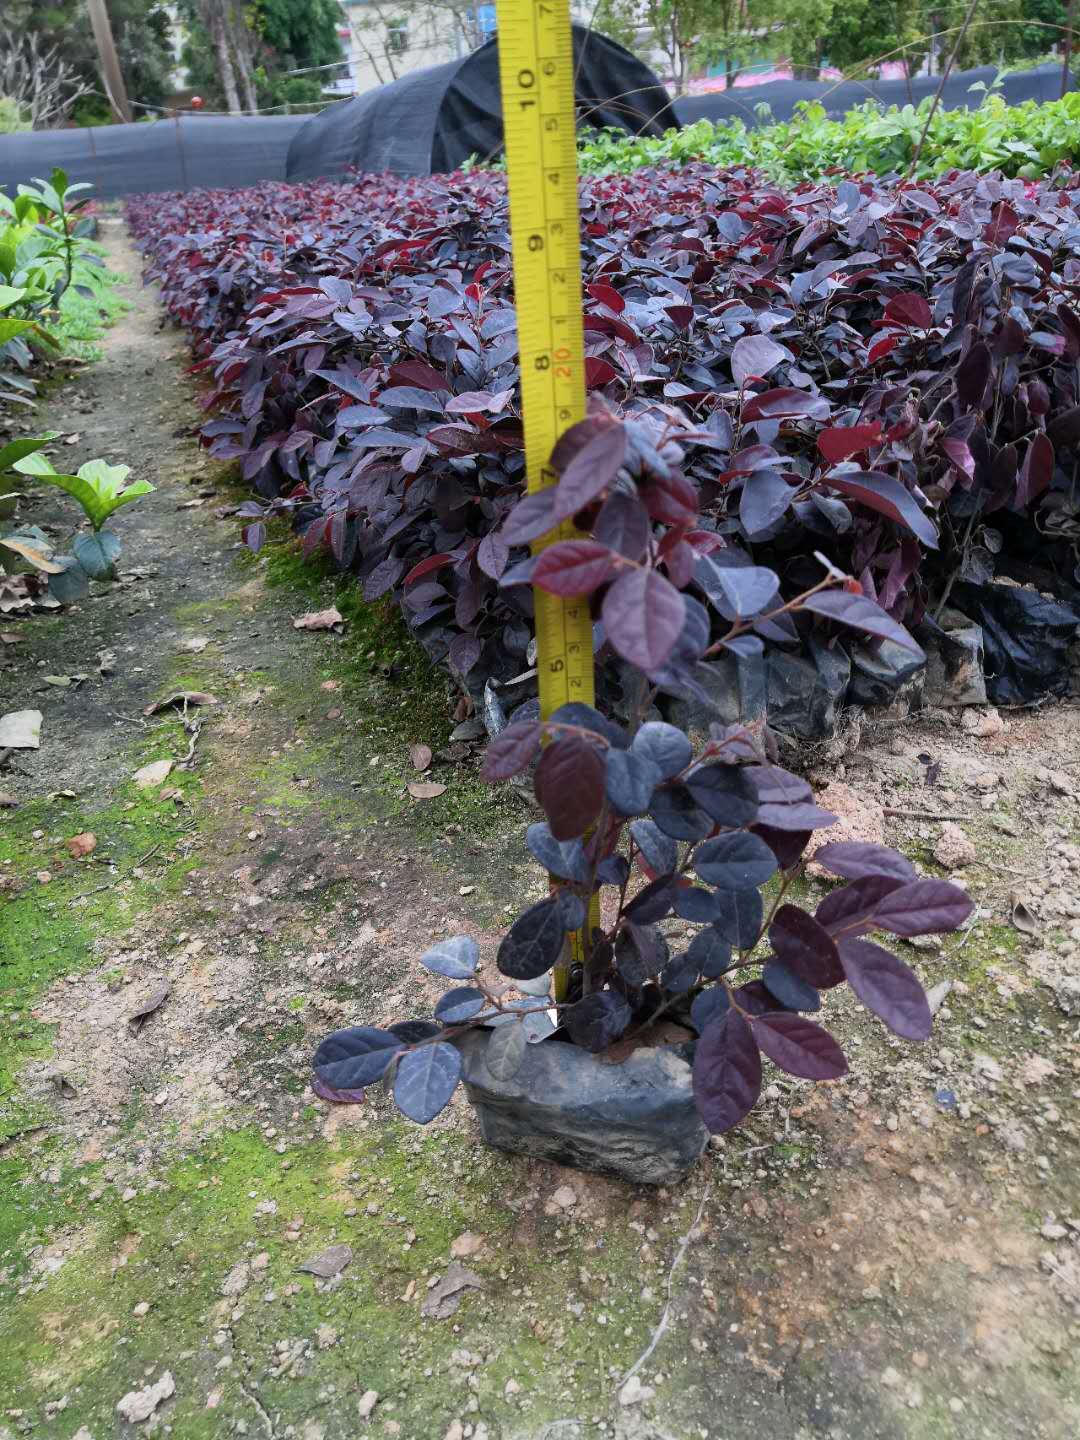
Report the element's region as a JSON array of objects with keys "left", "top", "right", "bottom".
[{"left": 496, "top": 0, "right": 598, "bottom": 990}]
